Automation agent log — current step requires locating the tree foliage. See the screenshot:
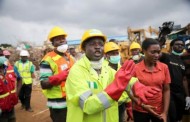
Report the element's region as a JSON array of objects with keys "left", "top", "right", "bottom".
[{"left": 0, "top": 43, "right": 13, "bottom": 48}]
